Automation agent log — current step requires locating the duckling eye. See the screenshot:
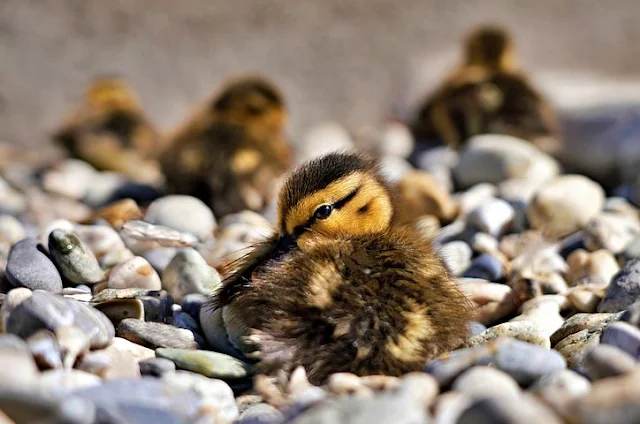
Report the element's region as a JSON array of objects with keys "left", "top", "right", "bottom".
[{"left": 314, "top": 204, "right": 333, "bottom": 220}]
